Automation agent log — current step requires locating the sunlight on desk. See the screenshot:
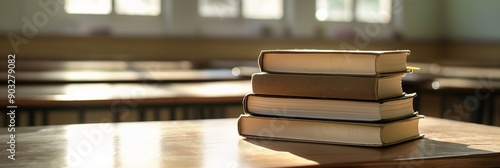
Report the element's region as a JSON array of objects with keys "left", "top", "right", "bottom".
[
  {"left": 14, "top": 80, "right": 251, "bottom": 103},
  {"left": 65, "top": 124, "right": 115, "bottom": 168},
  {"left": 2, "top": 117, "right": 498, "bottom": 167},
  {"left": 117, "top": 124, "right": 162, "bottom": 168},
  {"left": 10, "top": 68, "right": 244, "bottom": 83},
  {"left": 51, "top": 83, "right": 175, "bottom": 101},
  {"left": 59, "top": 84, "right": 115, "bottom": 101},
  {"left": 168, "top": 81, "right": 251, "bottom": 97},
  {"left": 201, "top": 121, "right": 243, "bottom": 167}
]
